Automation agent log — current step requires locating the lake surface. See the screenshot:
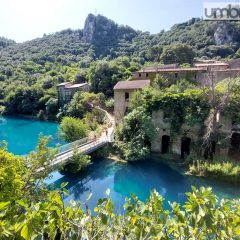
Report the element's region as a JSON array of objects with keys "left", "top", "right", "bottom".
[
  {"left": 0, "top": 116, "right": 63, "bottom": 155},
  {"left": 47, "top": 158, "right": 240, "bottom": 213}
]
